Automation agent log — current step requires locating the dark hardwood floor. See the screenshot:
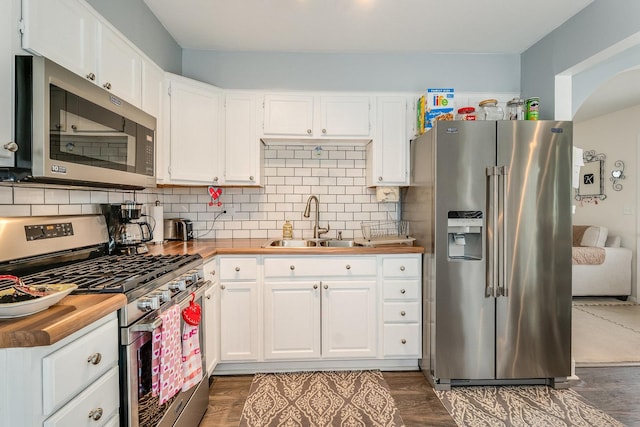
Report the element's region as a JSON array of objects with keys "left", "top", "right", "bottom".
[{"left": 199, "top": 367, "right": 640, "bottom": 427}]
